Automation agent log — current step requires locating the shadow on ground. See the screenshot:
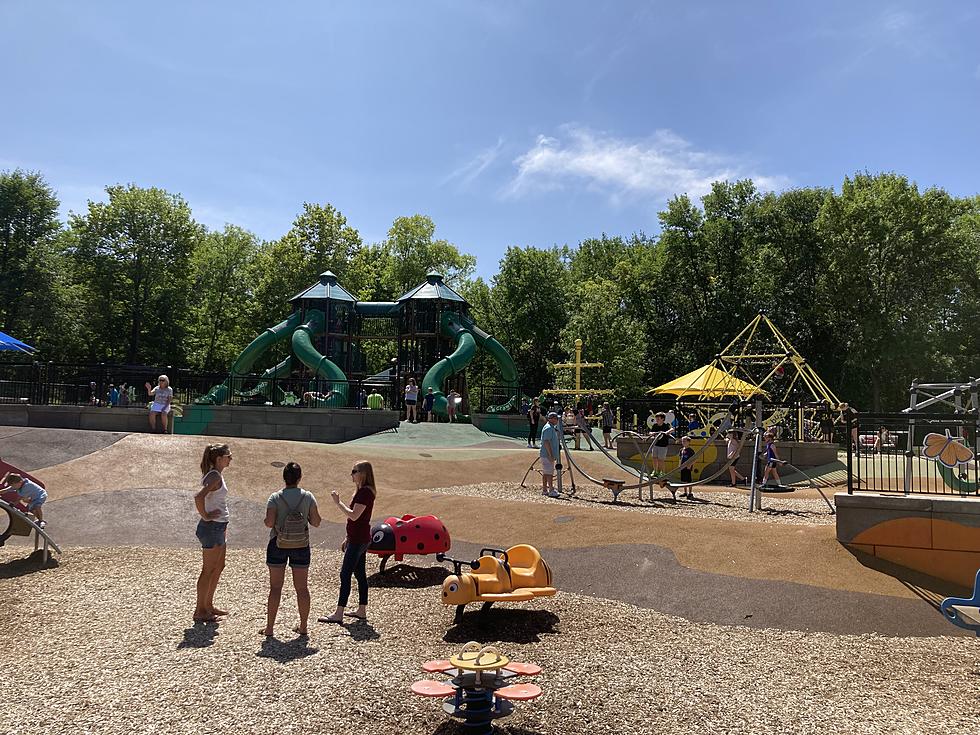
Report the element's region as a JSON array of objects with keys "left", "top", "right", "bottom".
[
  {"left": 844, "top": 547, "right": 969, "bottom": 609},
  {"left": 369, "top": 564, "right": 448, "bottom": 589},
  {"left": 177, "top": 622, "right": 219, "bottom": 649},
  {"left": 256, "top": 636, "right": 319, "bottom": 662},
  {"left": 443, "top": 609, "right": 560, "bottom": 644},
  {"left": 0, "top": 549, "right": 60, "bottom": 579},
  {"left": 431, "top": 724, "right": 542, "bottom": 735}
]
